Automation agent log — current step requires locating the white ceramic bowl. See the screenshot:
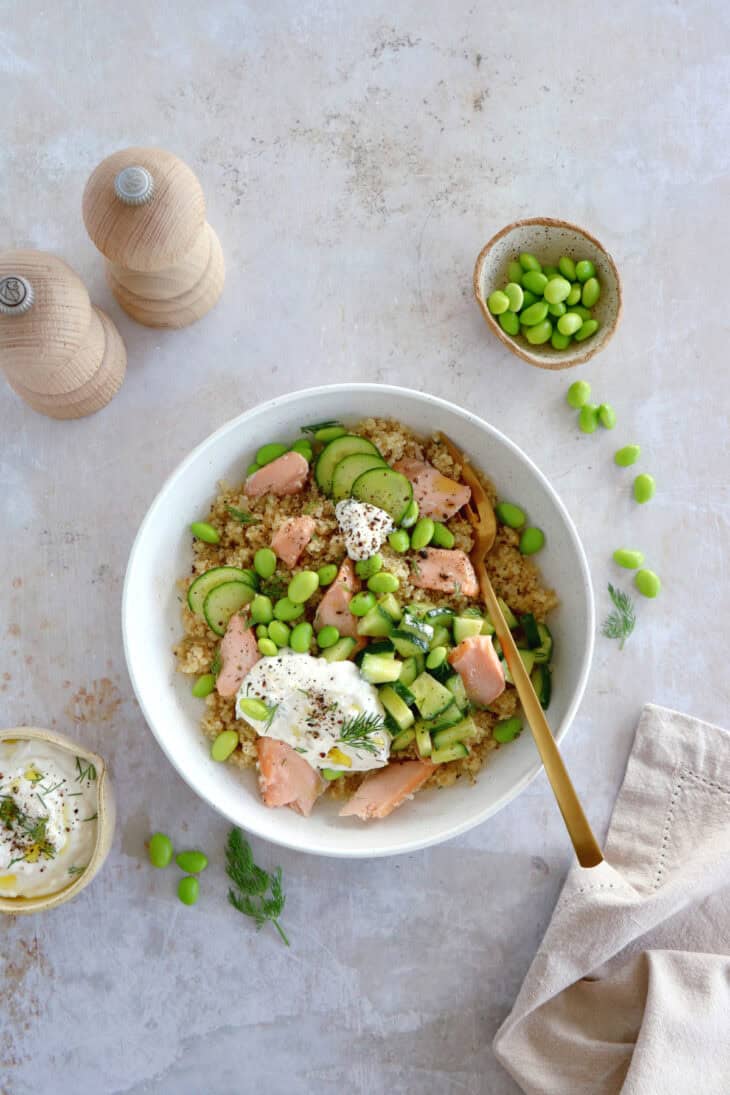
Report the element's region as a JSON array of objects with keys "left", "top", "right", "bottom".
[{"left": 123, "top": 384, "right": 594, "bottom": 858}]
